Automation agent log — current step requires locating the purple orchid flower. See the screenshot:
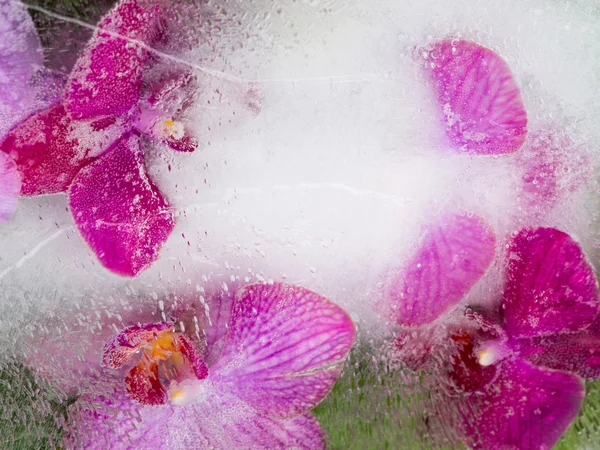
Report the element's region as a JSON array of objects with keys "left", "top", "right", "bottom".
[
  {"left": 32, "top": 282, "right": 355, "bottom": 448},
  {"left": 0, "top": 0, "right": 259, "bottom": 276}
]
